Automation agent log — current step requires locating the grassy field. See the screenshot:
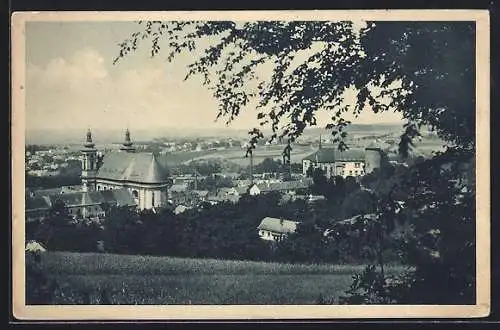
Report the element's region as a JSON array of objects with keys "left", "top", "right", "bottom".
[
  {"left": 187, "top": 145, "right": 315, "bottom": 165},
  {"left": 32, "top": 252, "right": 408, "bottom": 305}
]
